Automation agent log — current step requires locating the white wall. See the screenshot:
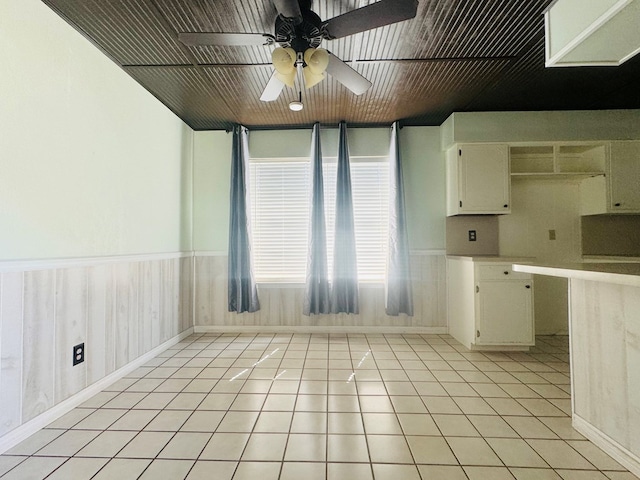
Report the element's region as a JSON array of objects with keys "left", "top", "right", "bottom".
[
  {"left": 500, "top": 180, "right": 583, "bottom": 263},
  {"left": 0, "top": 0, "right": 193, "bottom": 261},
  {"left": 499, "top": 179, "right": 583, "bottom": 334}
]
